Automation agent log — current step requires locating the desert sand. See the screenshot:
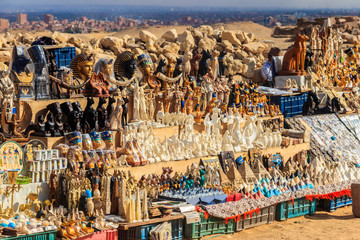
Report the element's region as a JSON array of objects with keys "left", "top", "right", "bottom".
[{"left": 208, "top": 206, "right": 360, "bottom": 240}]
